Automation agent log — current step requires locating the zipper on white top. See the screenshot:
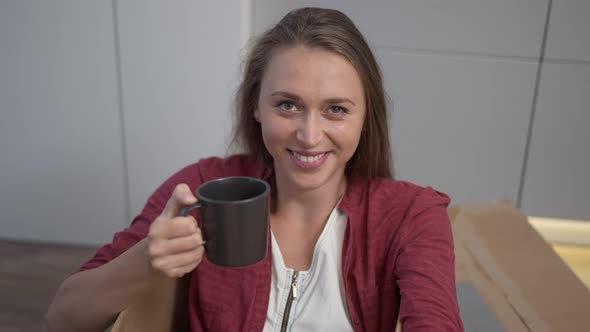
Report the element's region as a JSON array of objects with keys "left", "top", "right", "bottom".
[
  {"left": 280, "top": 271, "right": 299, "bottom": 332},
  {"left": 291, "top": 271, "right": 299, "bottom": 299}
]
